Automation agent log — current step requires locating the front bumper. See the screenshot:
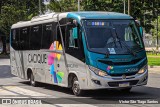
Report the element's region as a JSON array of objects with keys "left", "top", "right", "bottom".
[{"left": 85, "top": 69, "right": 148, "bottom": 90}]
